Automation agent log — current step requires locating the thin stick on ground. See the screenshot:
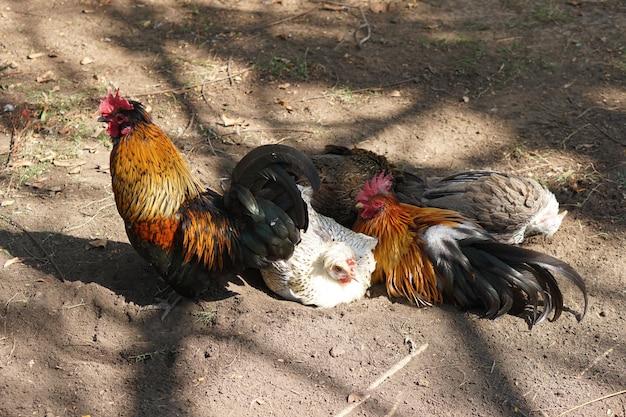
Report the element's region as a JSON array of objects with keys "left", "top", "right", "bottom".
[
  {"left": 62, "top": 202, "right": 116, "bottom": 233},
  {"left": 578, "top": 345, "right": 618, "bottom": 378},
  {"left": 232, "top": 6, "right": 319, "bottom": 32},
  {"left": 219, "top": 127, "right": 315, "bottom": 137},
  {"left": 302, "top": 77, "right": 417, "bottom": 102},
  {"left": 0, "top": 214, "right": 66, "bottom": 282},
  {"left": 554, "top": 389, "right": 626, "bottom": 417},
  {"left": 133, "top": 67, "right": 254, "bottom": 98},
  {"left": 333, "top": 342, "right": 428, "bottom": 417}
]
